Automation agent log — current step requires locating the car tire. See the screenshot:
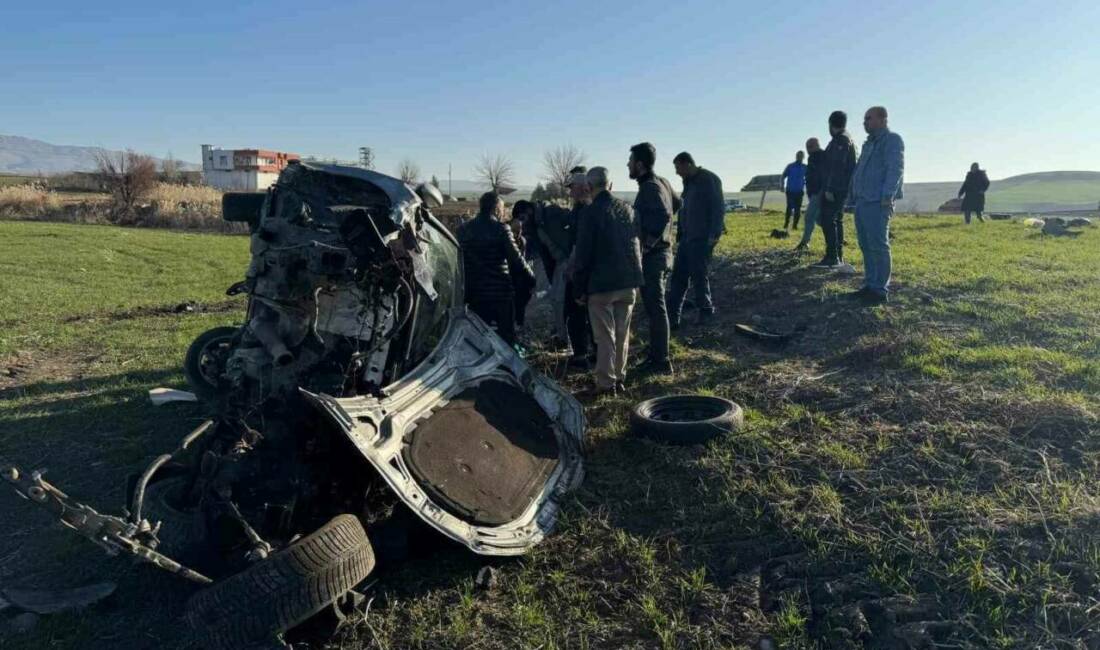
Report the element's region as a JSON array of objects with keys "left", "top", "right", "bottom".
[
  {"left": 142, "top": 477, "right": 204, "bottom": 561},
  {"left": 185, "top": 514, "right": 375, "bottom": 650},
  {"left": 183, "top": 326, "right": 238, "bottom": 398},
  {"left": 630, "top": 395, "right": 744, "bottom": 445}
]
